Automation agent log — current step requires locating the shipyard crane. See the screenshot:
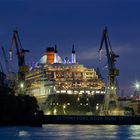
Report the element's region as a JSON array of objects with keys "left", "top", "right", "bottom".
[
  {"left": 9, "top": 29, "right": 29, "bottom": 90},
  {"left": 99, "top": 27, "right": 119, "bottom": 115}
]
